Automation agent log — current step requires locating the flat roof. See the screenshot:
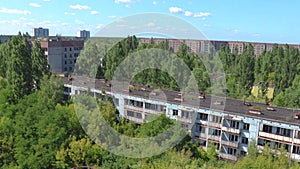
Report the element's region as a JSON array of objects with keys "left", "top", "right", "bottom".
[{"left": 63, "top": 76, "right": 300, "bottom": 126}]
